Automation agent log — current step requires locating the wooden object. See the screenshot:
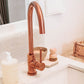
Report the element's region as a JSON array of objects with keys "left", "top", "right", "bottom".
[
  {"left": 49, "top": 48, "right": 57, "bottom": 61},
  {"left": 73, "top": 41, "right": 84, "bottom": 58}
]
